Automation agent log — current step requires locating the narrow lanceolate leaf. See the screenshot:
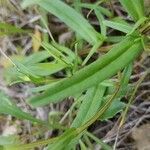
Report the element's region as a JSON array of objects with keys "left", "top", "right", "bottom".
[
  {"left": 95, "top": 8, "right": 106, "bottom": 36},
  {"left": 118, "top": 63, "right": 133, "bottom": 97},
  {"left": 0, "top": 91, "right": 43, "bottom": 124},
  {"left": 76, "top": 3, "right": 112, "bottom": 17},
  {"left": 100, "top": 99, "right": 125, "bottom": 121},
  {"left": 67, "top": 85, "right": 106, "bottom": 149},
  {"left": 41, "top": 42, "right": 74, "bottom": 66},
  {"left": 99, "top": 64, "right": 133, "bottom": 121},
  {"left": 28, "top": 62, "right": 66, "bottom": 76},
  {"left": 103, "top": 20, "right": 133, "bottom": 33},
  {"left": 21, "top": 51, "right": 50, "bottom": 65},
  {"left": 28, "top": 36, "right": 143, "bottom": 107},
  {"left": 21, "top": 0, "right": 103, "bottom": 45},
  {"left": 71, "top": 84, "right": 106, "bottom": 128},
  {"left": 51, "top": 42, "right": 76, "bottom": 63},
  {"left": 119, "top": 0, "right": 145, "bottom": 21}
]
